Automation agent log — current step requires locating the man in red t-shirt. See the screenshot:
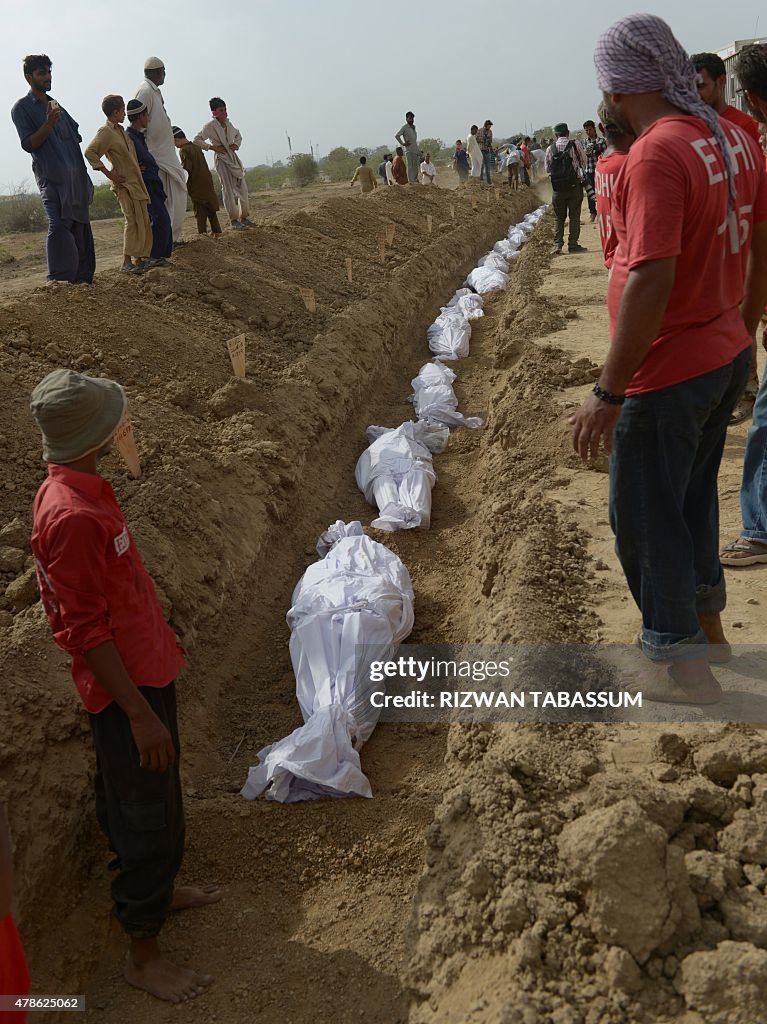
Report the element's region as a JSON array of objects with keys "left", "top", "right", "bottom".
[
  {"left": 594, "top": 105, "right": 633, "bottom": 269},
  {"left": 573, "top": 14, "right": 767, "bottom": 704},
  {"left": 722, "top": 44, "right": 767, "bottom": 568},
  {"left": 391, "top": 146, "right": 408, "bottom": 185},
  {"left": 29, "top": 370, "right": 219, "bottom": 1004},
  {"left": 1, "top": 808, "right": 29, "bottom": 1024},
  {"left": 692, "top": 51, "right": 761, "bottom": 145}
]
